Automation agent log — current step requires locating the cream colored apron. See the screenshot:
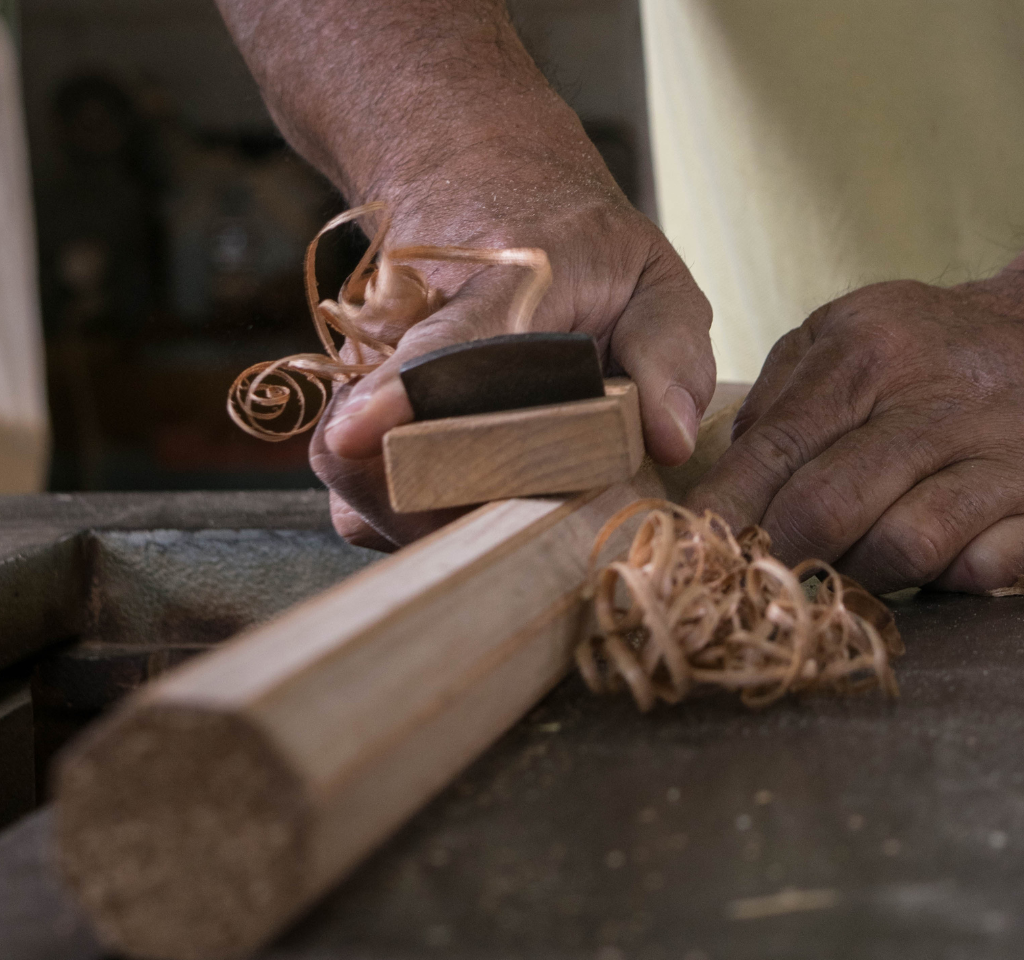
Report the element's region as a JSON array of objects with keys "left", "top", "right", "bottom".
[{"left": 642, "top": 0, "right": 1024, "bottom": 381}]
